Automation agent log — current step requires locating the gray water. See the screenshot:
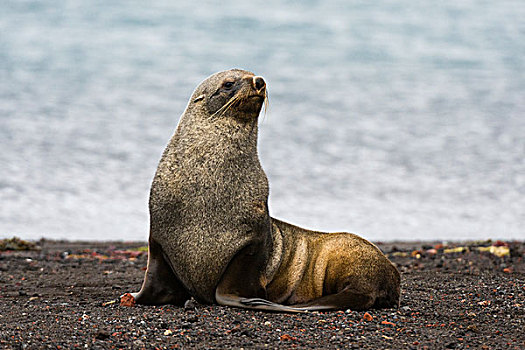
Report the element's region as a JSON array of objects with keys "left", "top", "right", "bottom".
[{"left": 1, "top": 1, "right": 524, "bottom": 241}]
